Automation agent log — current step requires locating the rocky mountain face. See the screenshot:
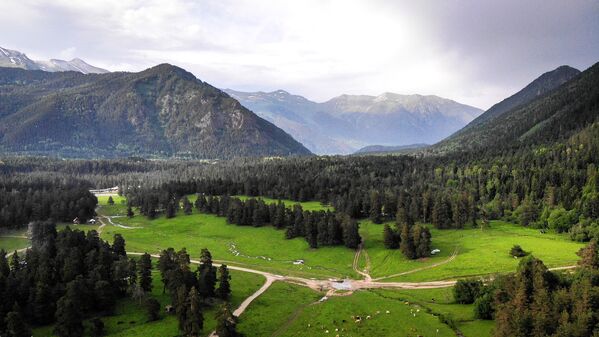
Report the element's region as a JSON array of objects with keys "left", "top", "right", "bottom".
[
  {"left": 0, "top": 64, "right": 311, "bottom": 159},
  {"left": 0, "top": 46, "right": 108, "bottom": 74},
  {"left": 225, "top": 89, "right": 482, "bottom": 154}
]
